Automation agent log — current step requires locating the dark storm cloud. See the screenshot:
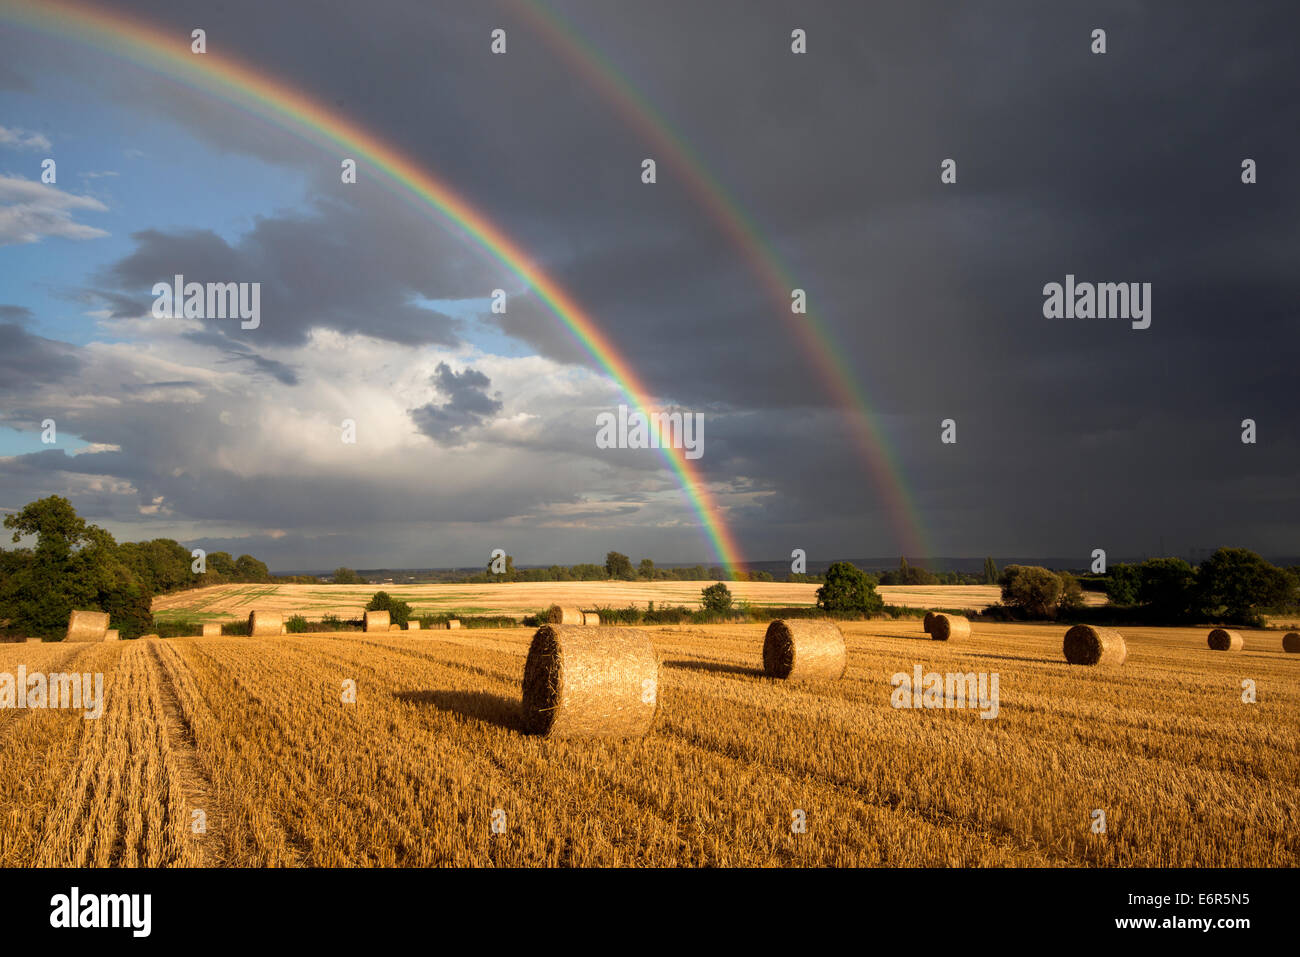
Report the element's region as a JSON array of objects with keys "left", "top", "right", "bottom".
[
  {"left": 93, "top": 191, "right": 473, "bottom": 347},
  {"left": 409, "top": 362, "right": 504, "bottom": 443},
  {"left": 4, "top": 0, "right": 1297, "bottom": 561},
  {"left": 0, "top": 305, "right": 33, "bottom": 322},
  {"left": 0, "top": 322, "right": 83, "bottom": 394}
]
